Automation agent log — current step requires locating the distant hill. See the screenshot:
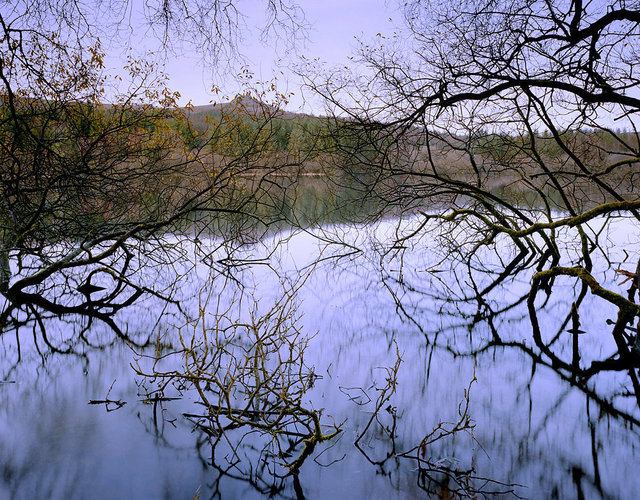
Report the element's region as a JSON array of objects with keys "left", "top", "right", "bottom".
[{"left": 187, "top": 94, "right": 313, "bottom": 121}]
